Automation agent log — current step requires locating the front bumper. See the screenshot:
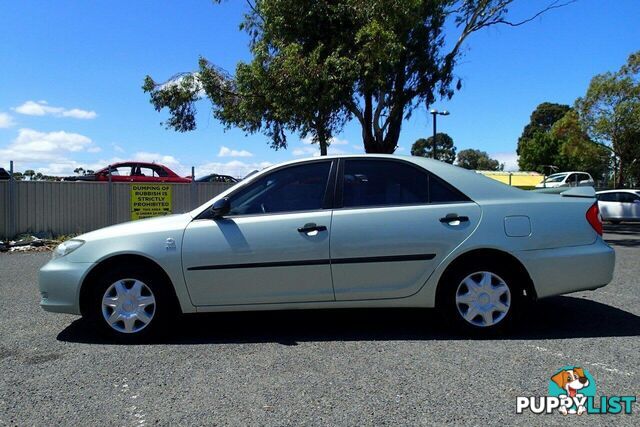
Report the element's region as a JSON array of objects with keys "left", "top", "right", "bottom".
[
  {"left": 518, "top": 238, "right": 615, "bottom": 299},
  {"left": 39, "top": 256, "right": 95, "bottom": 315}
]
